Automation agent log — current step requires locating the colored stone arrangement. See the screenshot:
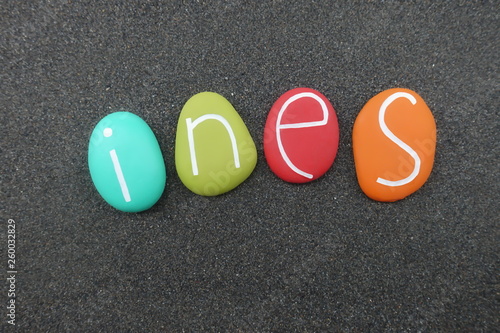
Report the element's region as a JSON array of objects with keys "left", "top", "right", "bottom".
[{"left": 88, "top": 88, "right": 436, "bottom": 212}]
